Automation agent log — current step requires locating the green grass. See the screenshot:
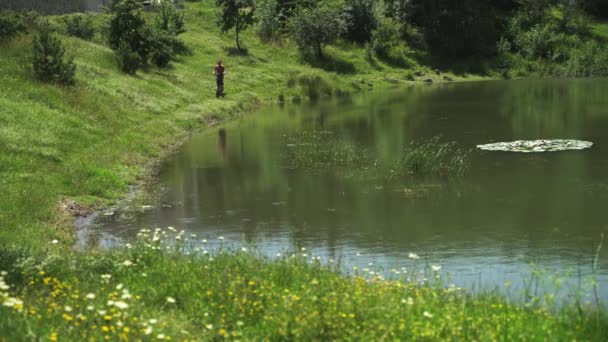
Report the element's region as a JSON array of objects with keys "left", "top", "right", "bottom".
[{"left": 1, "top": 230, "right": 606, "bottom": 341}]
